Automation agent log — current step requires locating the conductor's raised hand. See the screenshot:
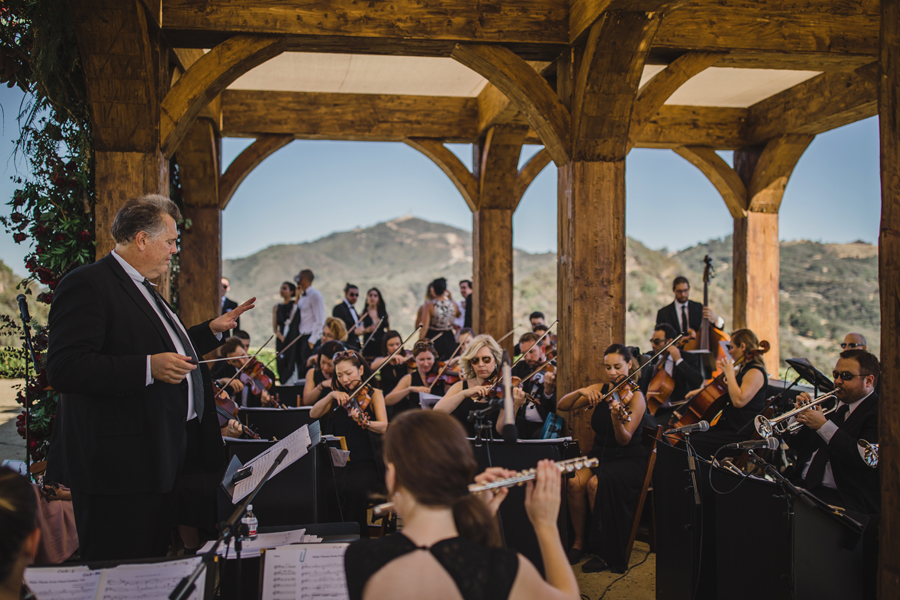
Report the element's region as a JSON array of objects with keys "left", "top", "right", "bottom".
[
  {"left": 209, "top": 297, "right": 256, "bottom": 335},
  {"left": 524, "top": 460, "right": 561, "bottom": 531},
  {"left": 151, "top": 353, "right": 196, "bottom": 384}
]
